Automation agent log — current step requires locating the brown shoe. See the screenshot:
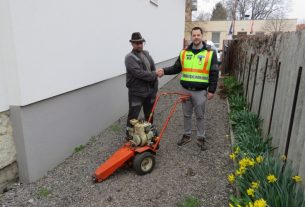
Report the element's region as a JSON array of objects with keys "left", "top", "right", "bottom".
[
  {"left": 177, "top": 135, "right": 191, "bottom": 146},
  {"left": 196, "top": 139, "right": 207, "bottom": 151}
]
